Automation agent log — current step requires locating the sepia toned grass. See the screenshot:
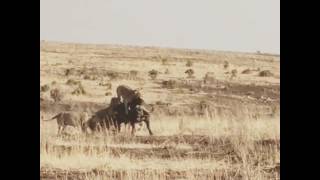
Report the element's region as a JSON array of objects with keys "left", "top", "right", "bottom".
[
  {"left": 40, "top": 42, "right": 279, "bottom": 179},
  {"left": 41, "top": 113, "right": 279, "bottom": 180}
]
